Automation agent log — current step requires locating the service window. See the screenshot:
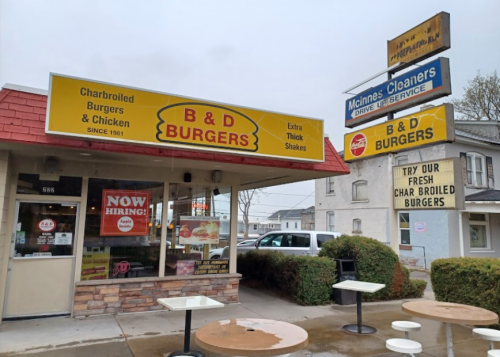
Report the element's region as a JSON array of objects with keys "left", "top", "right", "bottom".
[{"left": 316, "top": 234, "right": 336, "bottom": 248}]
